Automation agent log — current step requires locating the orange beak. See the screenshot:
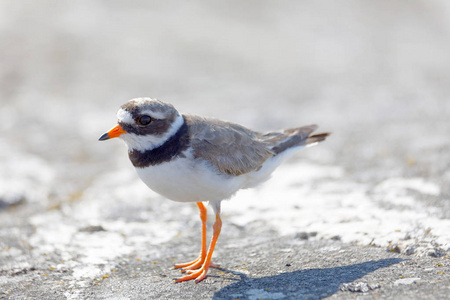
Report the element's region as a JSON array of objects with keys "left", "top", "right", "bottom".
[{"left": 98, "top": 124, "right": 127, "bottom": 141}]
